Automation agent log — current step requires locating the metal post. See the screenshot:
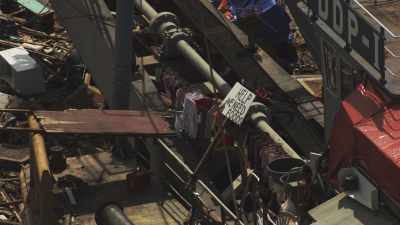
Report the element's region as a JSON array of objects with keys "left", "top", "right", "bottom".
[
  {"left": 133, "top": 0, "right": 301, "bottom": 159},
  {"left": 114, "top": 0, "right": 136, "bottom": 158},
  {"left": 113, "top": 0, "right": 135, "bottom": 108}
]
